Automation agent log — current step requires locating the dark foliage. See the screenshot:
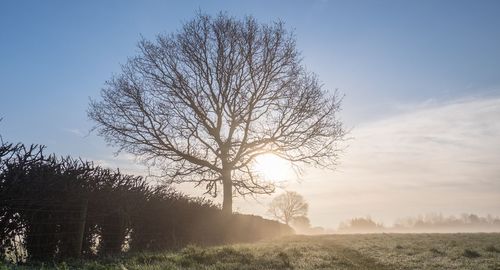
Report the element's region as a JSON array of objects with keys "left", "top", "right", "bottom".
[
  {"left": 462, "top": 248, "right": 481, "bottom": 258},
  {"left": 0, "top": 140, "right": 292, "bottom": 263}
]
